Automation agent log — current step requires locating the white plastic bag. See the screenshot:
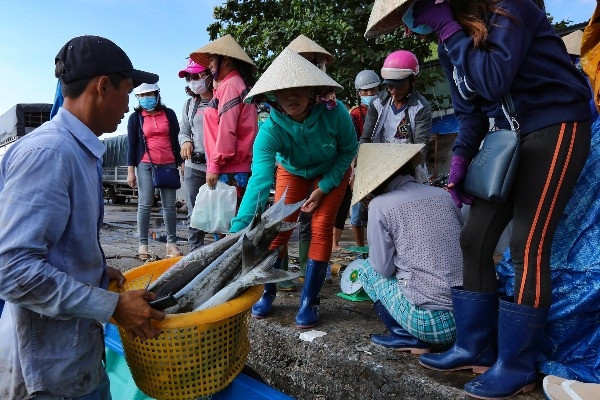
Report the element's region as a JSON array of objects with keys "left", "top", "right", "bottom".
[{"left": 190, "top": 181, "right": 237, "bottom": 233}]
